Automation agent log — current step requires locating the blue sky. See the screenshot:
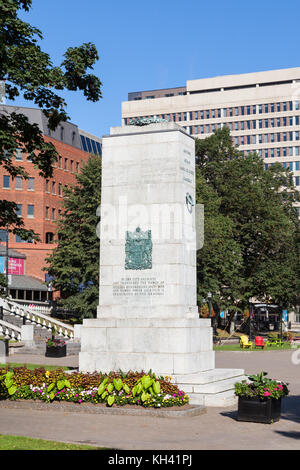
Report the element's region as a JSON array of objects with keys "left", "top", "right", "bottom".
[{"left": 10, "top": 0, "right": 300, "bottom": 138}]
